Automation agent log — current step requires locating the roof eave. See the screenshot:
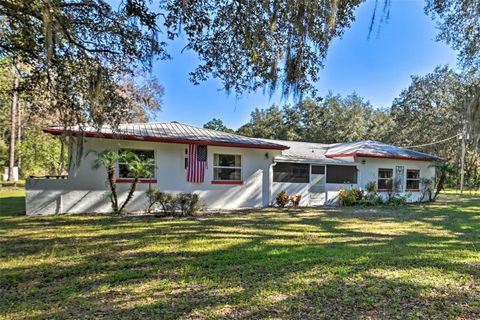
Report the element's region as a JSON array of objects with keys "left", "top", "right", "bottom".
[
  {"left": 326, "top": 152, "right": 441, "bottom": 162},
  {"left": 43, "top": 128, "right": 290, "bottom": 151}
]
